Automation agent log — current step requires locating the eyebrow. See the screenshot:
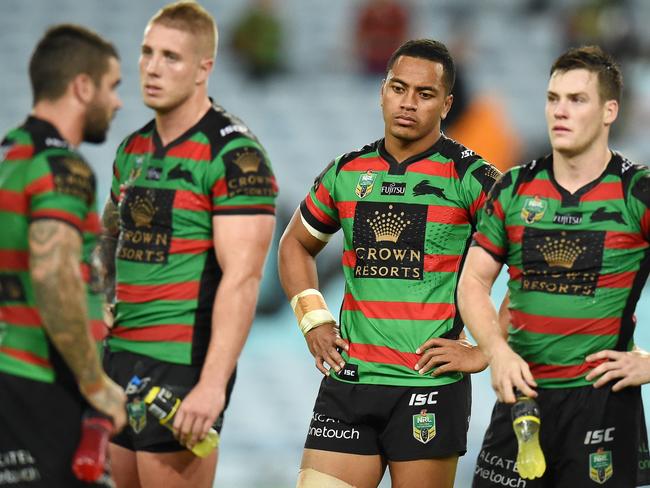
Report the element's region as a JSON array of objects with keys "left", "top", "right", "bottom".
[
  {"left": 547, "top": 89, "right": 590, "bottom": 98},
  {"left": 390, "top": 77, "right": 439, "bottom": 94}
]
